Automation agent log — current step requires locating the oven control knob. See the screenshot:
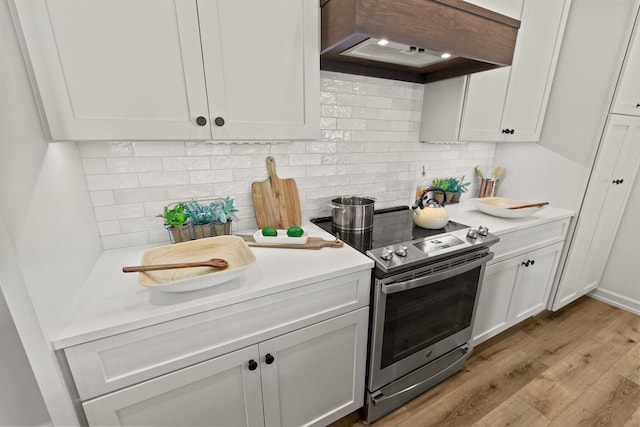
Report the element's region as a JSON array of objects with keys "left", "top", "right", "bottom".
[
  {"left": 467, "top": 228, "right": 479, "bottom": 239},
  {"left": 395, "top": 245, "right": 408, "bottom": 257},
  {"left": 478, "top": 225, "right": 489, "bottom": 236},
  {"left": 380, "top": 248, "right": 394, "bottom": 261}
]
